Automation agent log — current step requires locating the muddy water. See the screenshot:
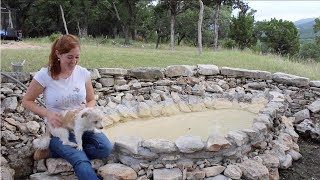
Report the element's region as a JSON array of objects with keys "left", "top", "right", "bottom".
[{"left": 104, "top": 109, "right": 257, "bottom": 141}]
